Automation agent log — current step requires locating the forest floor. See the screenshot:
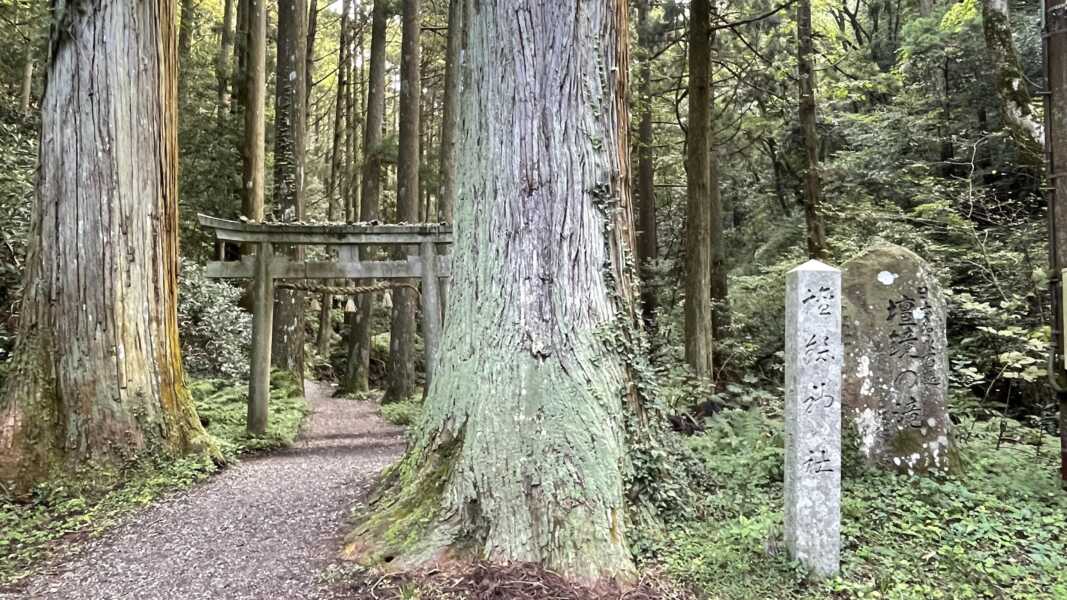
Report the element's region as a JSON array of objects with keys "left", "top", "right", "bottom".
[{"left": 1, "top": 381, "right": 405, "bottom": 600}]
